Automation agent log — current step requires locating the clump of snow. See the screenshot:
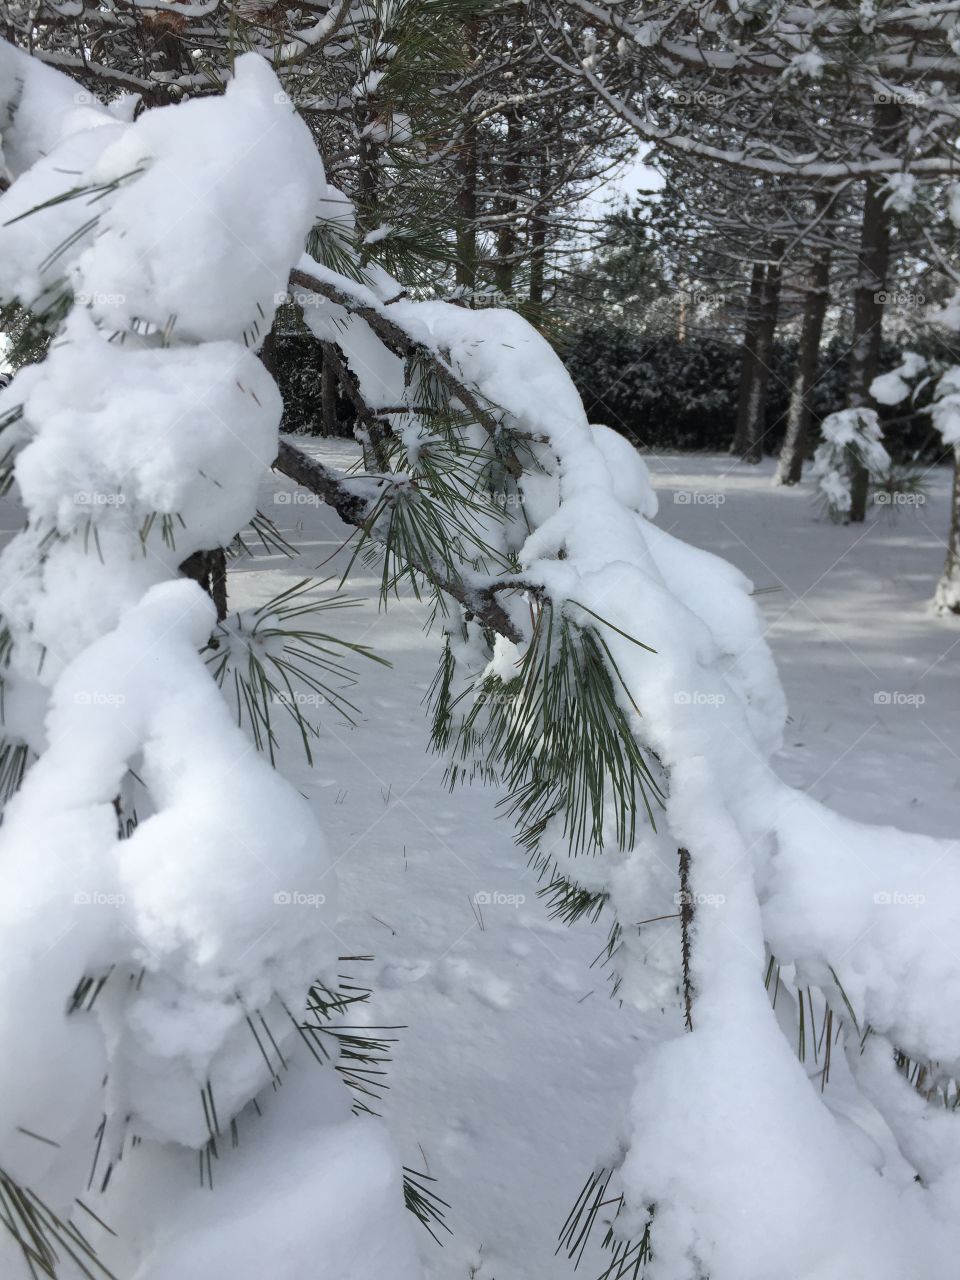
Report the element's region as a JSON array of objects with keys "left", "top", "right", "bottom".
[
  {"left": 787, "top": 47, "right": 825, "bottom": 78},
  {"left": 75, "top": 57, "right": 326, "bottom": 345},
  {"left": 871, "top": 351, "right": 927, "bottom": 405},
  {"left": 812, "top": 407, "right": 890, "bottom": 517},
  {"left": 309, "top": 243, "right": 960, "bottom": 1275},
  {"left": 591, "top": 423, "right": 659, "bottom": 519},
  {"left": 0, "top": 42, "right": 419, "bottom": 1278},
  {"left": 883, "top": 172, "right": 917, "bottom": 213}
]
